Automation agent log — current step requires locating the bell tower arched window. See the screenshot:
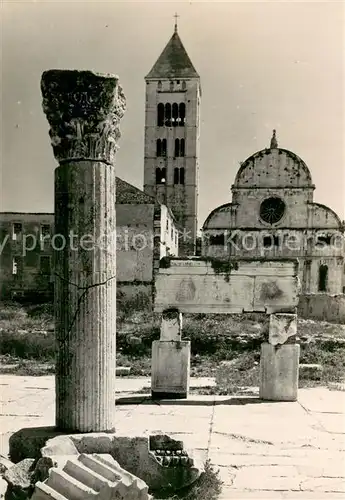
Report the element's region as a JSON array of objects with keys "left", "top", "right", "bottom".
[
  {"left": 157, "top": 102, "right": 186, "bottom": 127},
  {"left": 157, "top": 103, "right": 164, "bottom": 127},
  {"left": 174, "top": 138, "right": 185, "bottom": 157},
  {"left": 179, "top": 103, "right": 185, "bottom": 126},
  {"left": 156, "top": 167, "right": 166, "bottom": 184},
  {"left": 180, "top": 167, "right": 185, "bottom": 184},
  {"left": 174, "top": 139, "right": 180, "bottom": 157},
  {"left": 174, "top": 168, "right": 179, "bottom": 185},
  {"left": 156, "top": 139, "right": 167, "bottom": 157},
  {"left": 164, "top": 103, "right": 172, "bottom": 127},
  {"left": 174, "top": 167, "right": 185, "bottom": 185},
  {"left": 172, "top": 103, "right": 178, "bottom": 126}
]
